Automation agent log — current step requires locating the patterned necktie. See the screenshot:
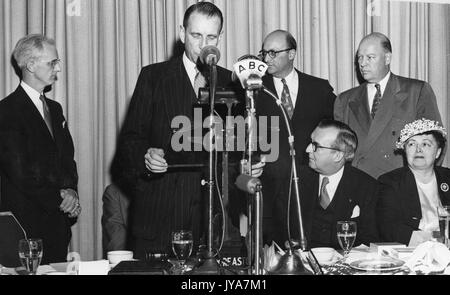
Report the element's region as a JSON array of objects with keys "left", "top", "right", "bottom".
[
  {"left": 281, "top": 78, "right": 294, "bottom": 119},
  {"left": 39, "top": 94, "right": 53, "bottom": 137},
  {"left": 193, "top": 68, "right": 207, "bottom": 99},
  {"left": 370, "top": 83, "right": 382, "bottom": 119},
  {"left": 320, "top": 177, "right": 331, "bottom": 209}
]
